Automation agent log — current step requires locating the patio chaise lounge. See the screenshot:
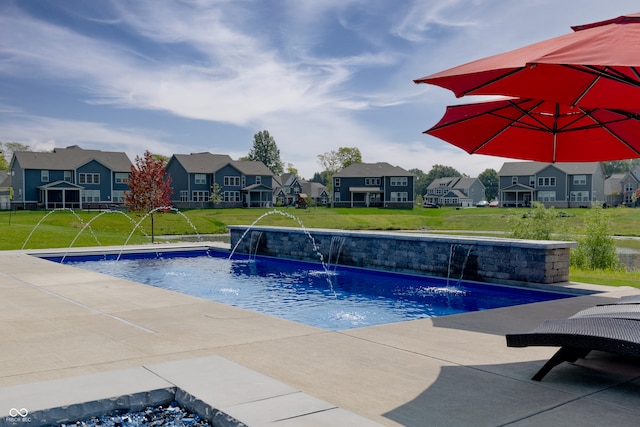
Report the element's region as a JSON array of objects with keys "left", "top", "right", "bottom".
[{"left": 506, "top": 302, "right": 640, "bottom": 381}]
